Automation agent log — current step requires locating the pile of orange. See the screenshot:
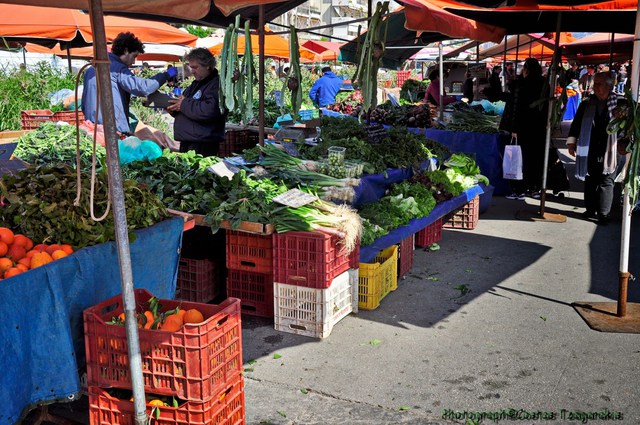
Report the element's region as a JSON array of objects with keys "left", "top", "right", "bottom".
[
  {"left": 0, "top": 226, "right": 74, "bottom": 280},
  {"left": 116, "top": 307, "right": 205, "bottom": 331}
]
